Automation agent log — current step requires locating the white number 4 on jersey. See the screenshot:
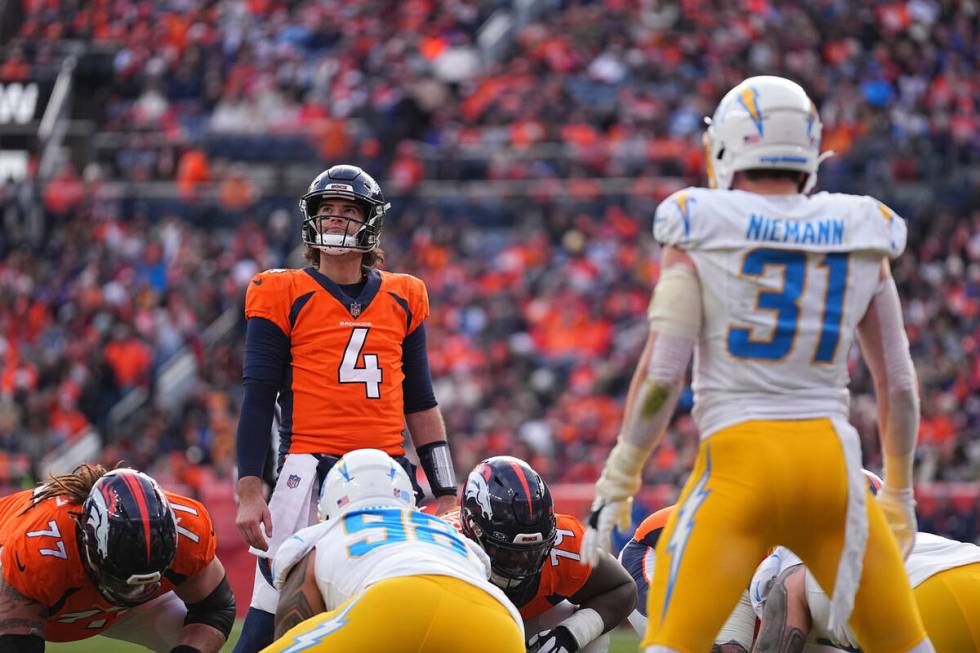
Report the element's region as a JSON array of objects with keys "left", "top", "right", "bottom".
[{"left": 339, "top": 327, "right": 382, "bottom": 399}]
